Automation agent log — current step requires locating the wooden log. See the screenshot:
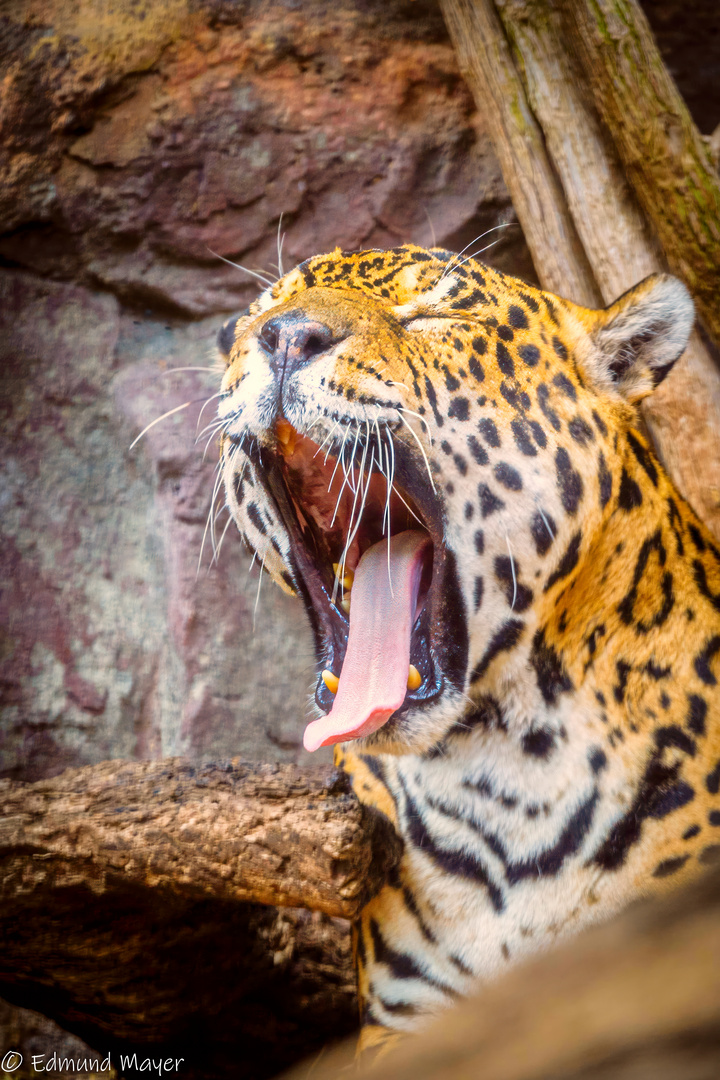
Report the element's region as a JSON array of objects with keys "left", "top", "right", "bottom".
[
  {"left": 283, "top": 863, "right": 720, "bottom": 1080},
  {"left": 561, "top": 0, "right": 720, "bottom": 350},
  {"left": 439, "top": 0, "right": 600, "bottom": 307},
  {"left": 440, "top": 0, "right": 720, "bottom": 537},
  {"left": 0, "top": 757, "right": 400, "bottom": 919},
  {"left": 0, "top": 758, "right": 400, "bottom": 1077}
]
